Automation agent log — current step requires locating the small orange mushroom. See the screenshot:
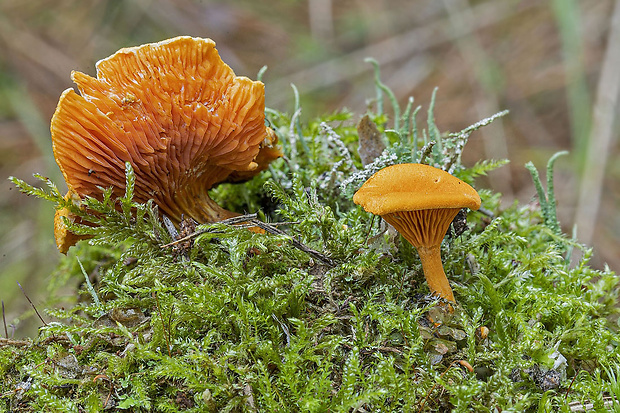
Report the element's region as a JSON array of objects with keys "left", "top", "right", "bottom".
[
  {"left": 51, "top": 36, "right": 281, "bottom": 253},
  {"left": 353, "top": 163, "right": 481, "bottom": 302}
]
